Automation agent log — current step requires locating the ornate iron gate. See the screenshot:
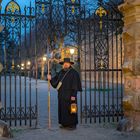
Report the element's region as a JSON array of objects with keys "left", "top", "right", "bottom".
[
  {"left": 0, "top": 0, "right": 124, "bottom": 127},
  {"left": 80, "top": 1, "right": 124, "bottom": 123},
  {"left": 0, "top": 0, "right": 37, "bottom": 127}
]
